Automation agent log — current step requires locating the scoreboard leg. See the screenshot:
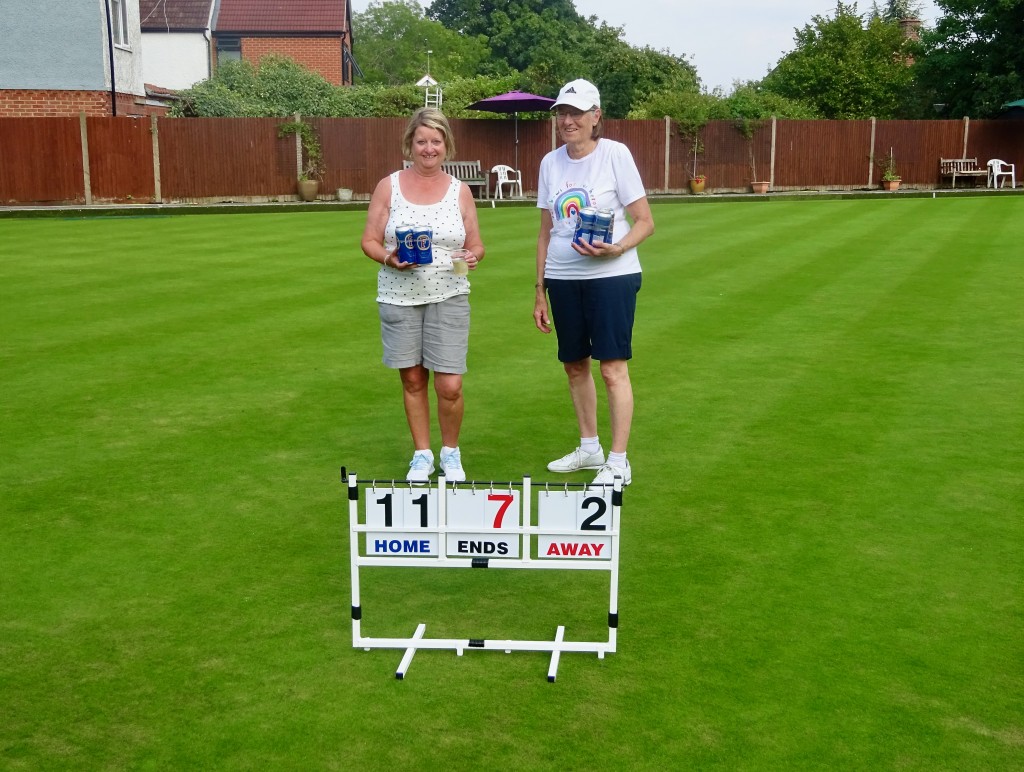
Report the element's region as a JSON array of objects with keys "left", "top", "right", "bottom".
[
  {"left": 547, "top": 625, "right": 566, "bottom": 683},
  {"left": 395, "top": 623, "right": 427, "bottom": 680}
]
